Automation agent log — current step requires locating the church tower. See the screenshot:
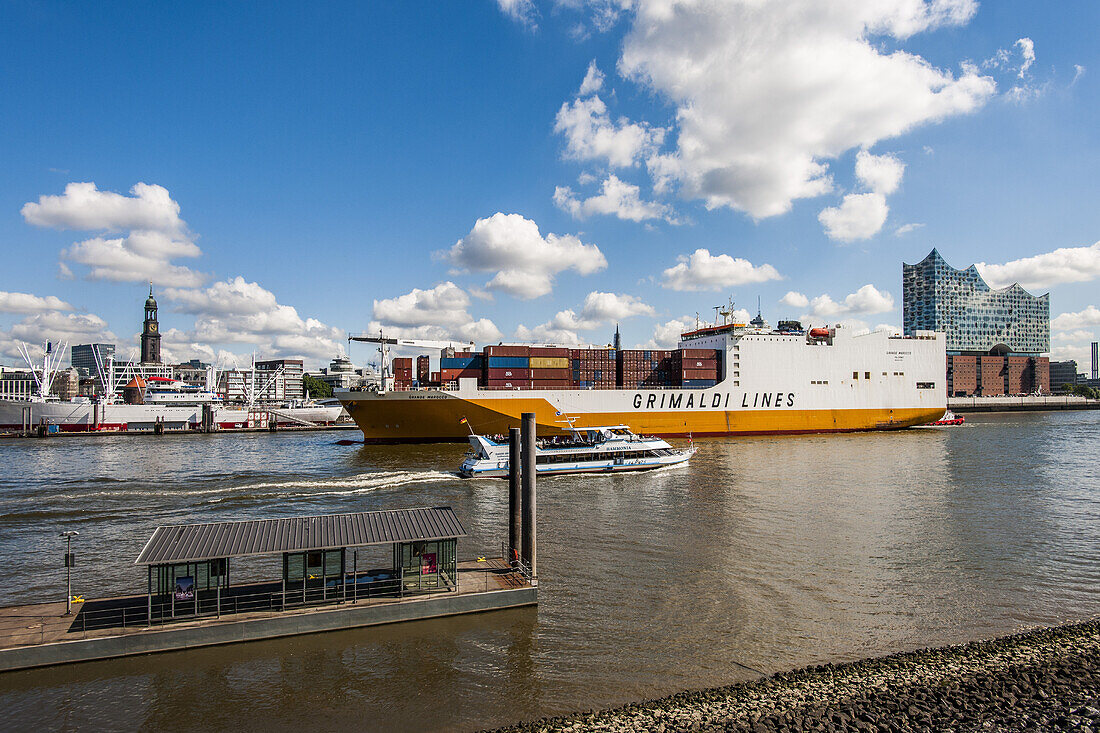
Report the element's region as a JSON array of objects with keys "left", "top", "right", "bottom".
[{"left": 141, "top": 284, "right": 162, "bottom": 364}]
